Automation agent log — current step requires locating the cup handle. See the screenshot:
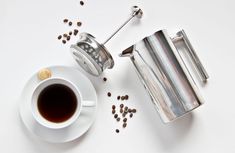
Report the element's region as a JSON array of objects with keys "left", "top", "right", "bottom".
[{"left": 82, "top": 100, "right": 95, "bottom": 107}]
